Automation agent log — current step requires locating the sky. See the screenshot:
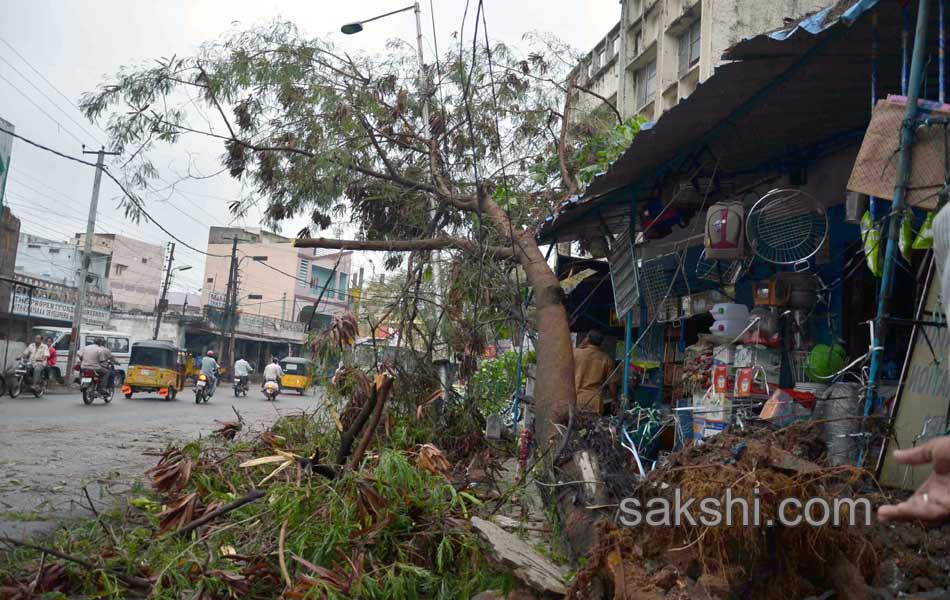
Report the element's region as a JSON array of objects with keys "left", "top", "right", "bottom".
[{"left": 1, "top": 0, "right": 619, "bottom": 294}]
